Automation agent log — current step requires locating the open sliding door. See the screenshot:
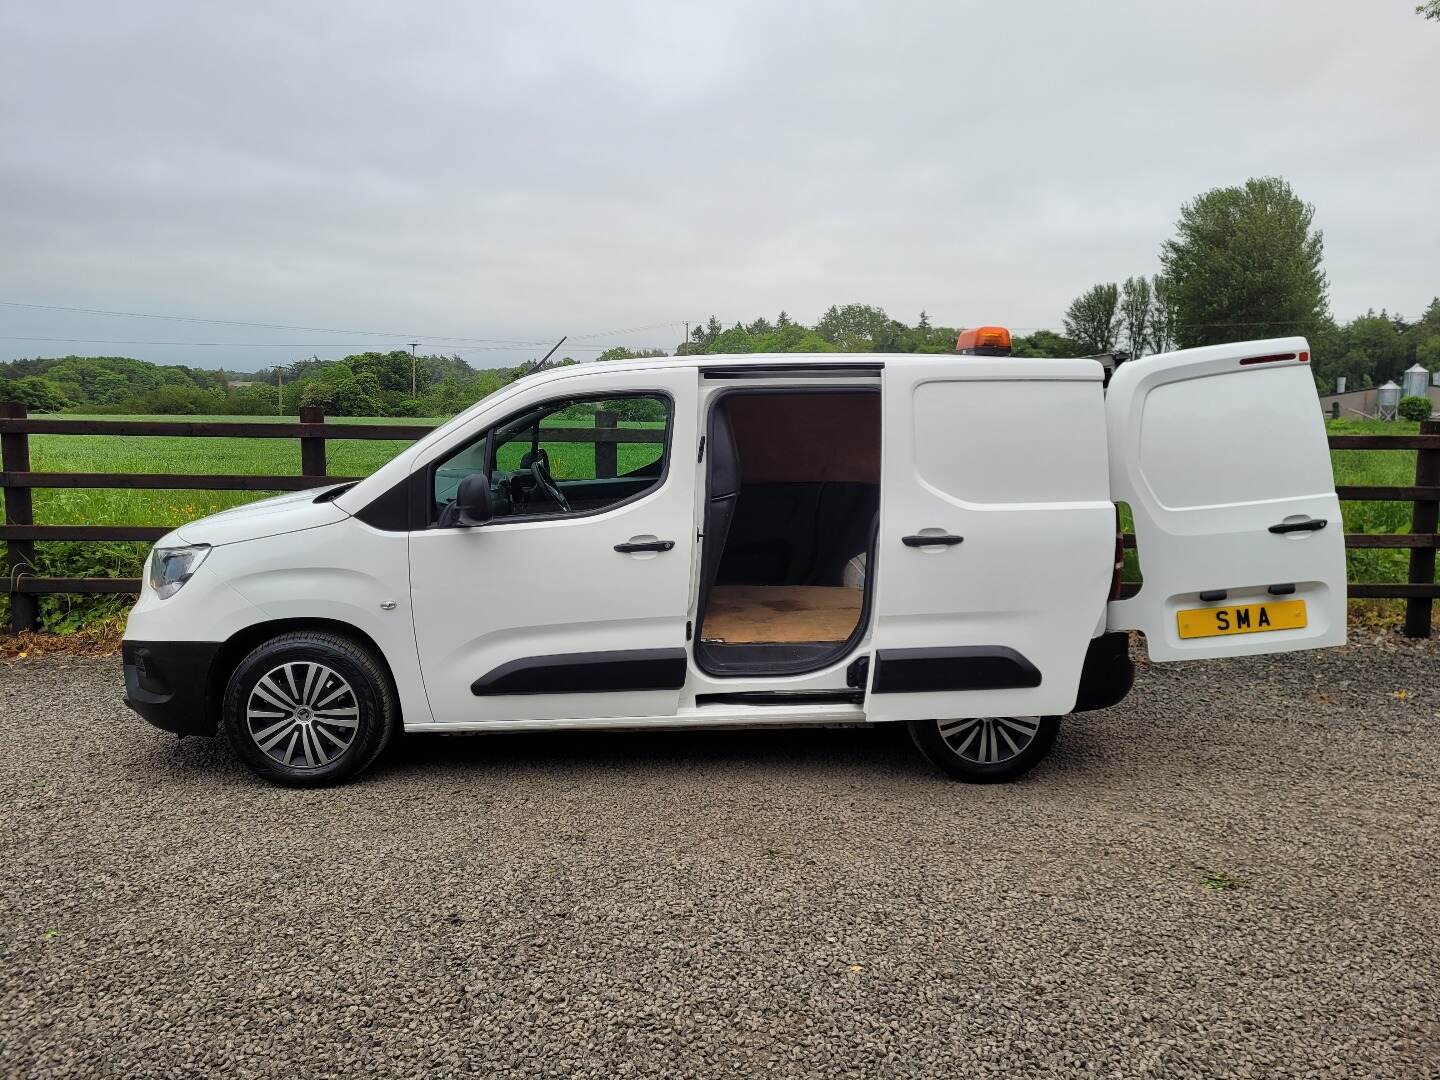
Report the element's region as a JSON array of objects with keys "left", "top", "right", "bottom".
[{"left": 865, "top": 357, "right": 1115, "bottom": 722}]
